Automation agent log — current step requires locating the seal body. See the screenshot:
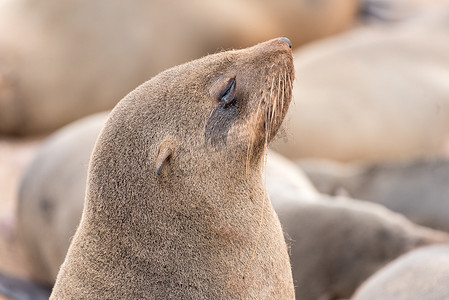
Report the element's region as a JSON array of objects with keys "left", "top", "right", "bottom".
[
  {"left": 271, "top": 6, "right": 449, "bottom": 162},
  {"left": 300, "top": 158, "right": 449, "bottom": 232},
  {"left": 352, "top": 244, "right": 449, "bottom": 300},
  {"left": 17, "top": 112, "right": 108, "bottom": 285},
  {"left": 51, "top": 38, "right": 295, "bottom": 299},
  {"left": 271, "top": 192, "right": 449, "bottom": 300}
]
